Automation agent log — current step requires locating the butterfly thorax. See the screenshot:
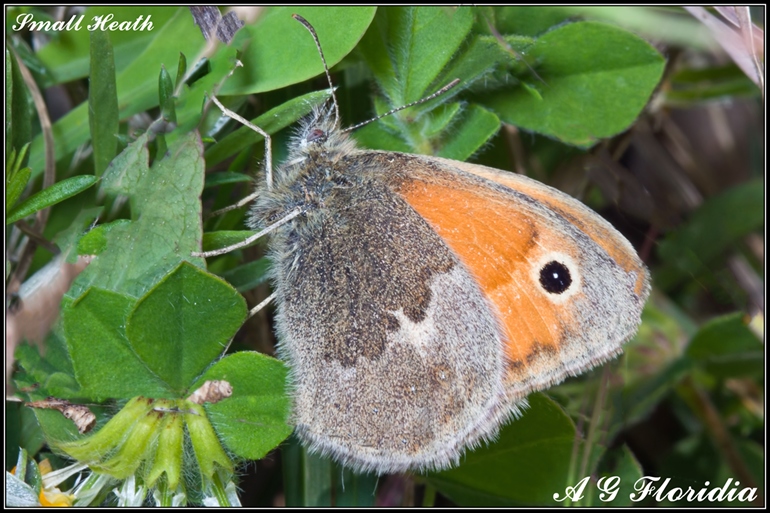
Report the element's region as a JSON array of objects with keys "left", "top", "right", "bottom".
[{"left": 247, "top": 105, "right": 367, "bottom": 242}]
